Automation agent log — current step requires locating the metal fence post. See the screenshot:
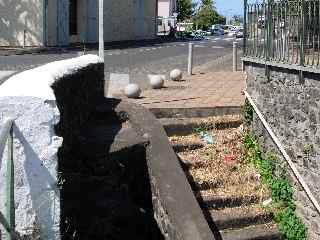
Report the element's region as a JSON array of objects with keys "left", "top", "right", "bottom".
[
  {"left": 233, "top": 41, "right": 238, "bottom": 72},
  {"left": 300, "top": 0, "right": 306, "bottom": 81},
  {"left": 188, "top": 42, "right": 194, "bottom": 75},
  {"left": 244, "top": 0, "right": 248, "bottom": 56}
]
